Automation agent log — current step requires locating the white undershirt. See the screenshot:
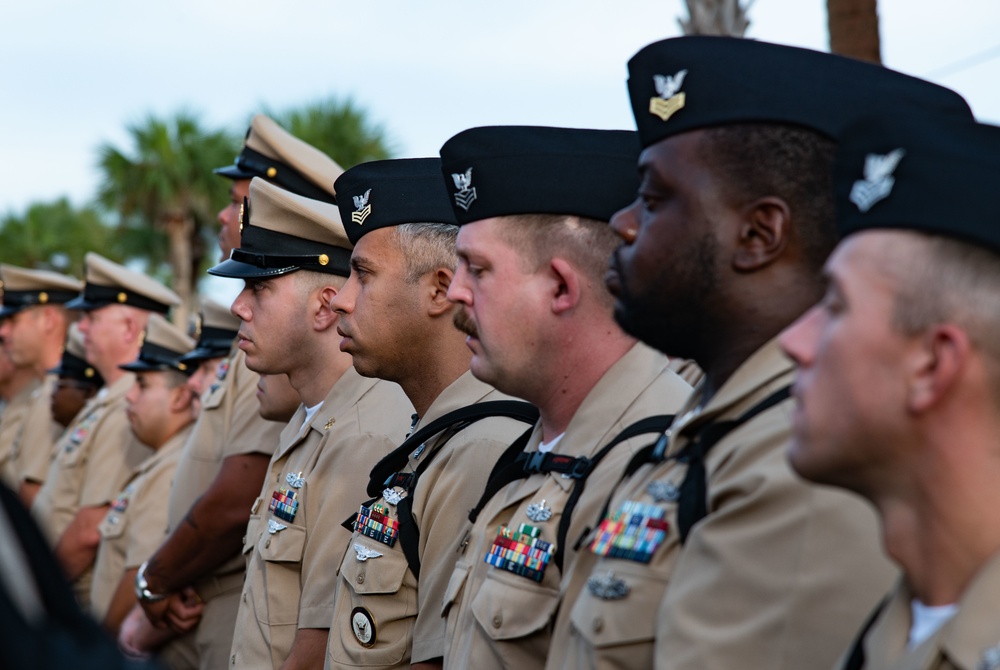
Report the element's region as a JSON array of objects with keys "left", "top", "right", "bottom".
[
  {"left": 538, "top": 433, "right": 564, "bottom": 454},
  {"left": 908, "top": 599, "right": 958, "bottom": 648},
  {"left": 296, "top": 402, "right": 324, "bottom": 440}
]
